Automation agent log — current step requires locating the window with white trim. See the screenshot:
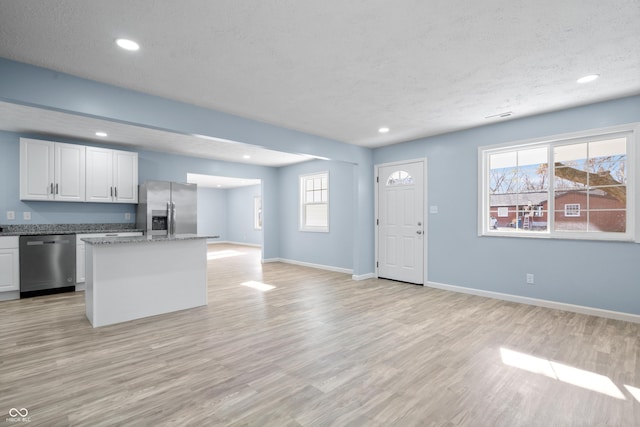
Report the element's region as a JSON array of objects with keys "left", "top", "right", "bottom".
[
  {"left": 300, "top": 172, "right": 329, "bottom": 232},
  {"left": 480, "top": 124, "right": 637, "bottom": 241}
]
